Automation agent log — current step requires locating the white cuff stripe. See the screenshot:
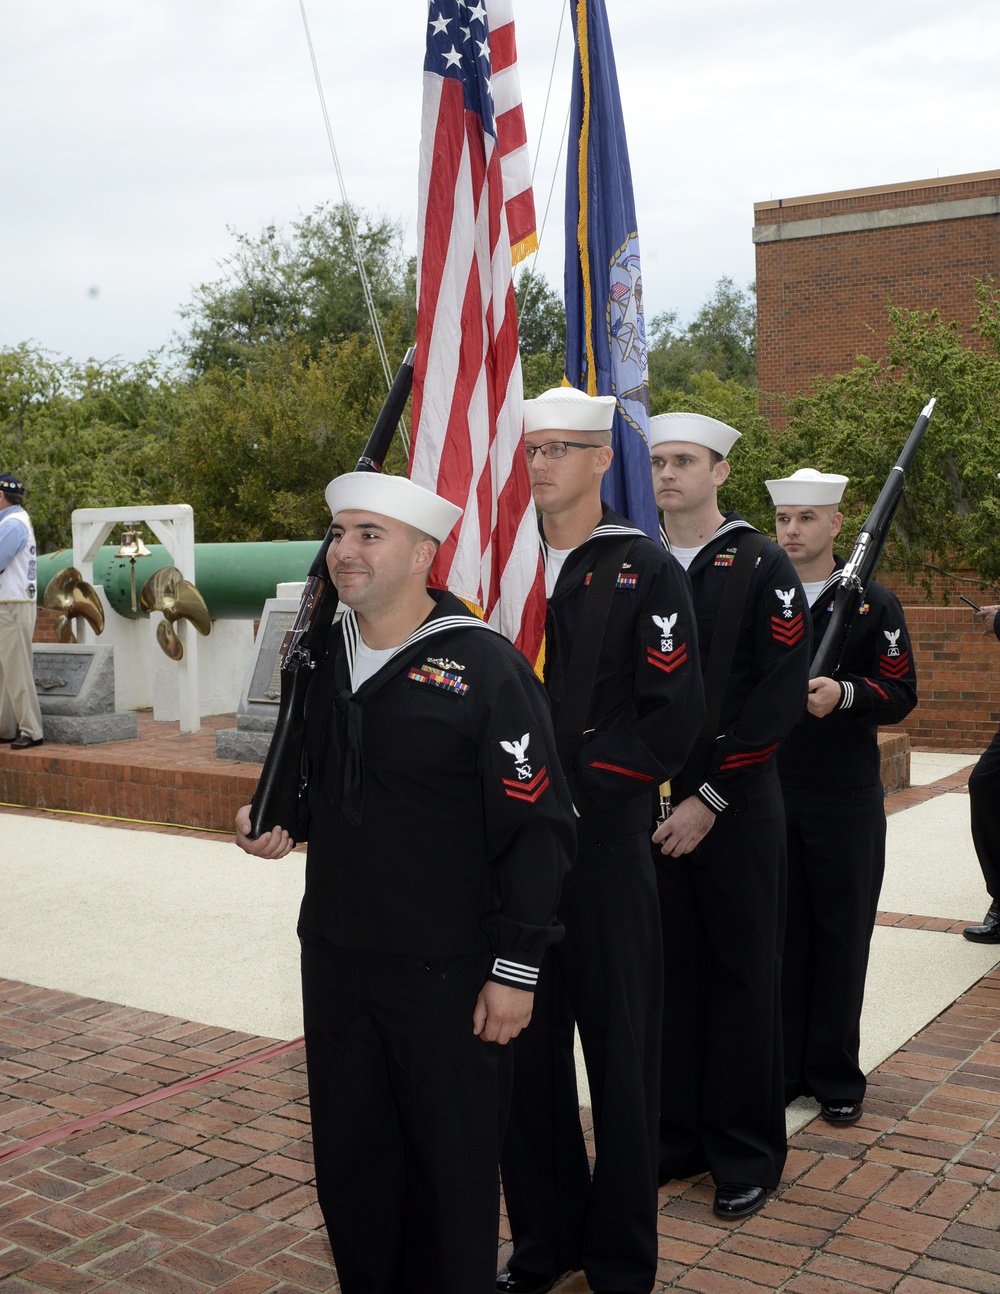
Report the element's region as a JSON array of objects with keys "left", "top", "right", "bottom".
[
  {"left": 838, "top": 681, "right": 854, "bottom": 709},
  {"left": 492, "top": 958, "right": 539, "bottom": 986},
  {"left": 699, "top": 782, "right": 728, "bottom": 813}
]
